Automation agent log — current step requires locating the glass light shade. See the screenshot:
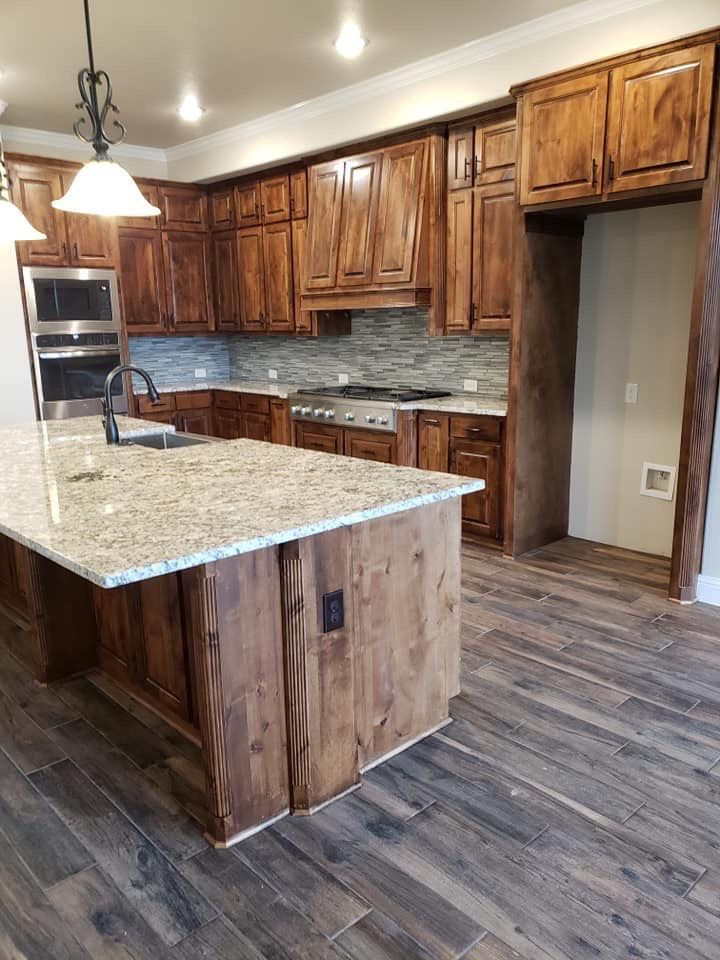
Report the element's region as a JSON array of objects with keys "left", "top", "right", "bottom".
[
  {"left": 51, "top": 157, "right": 161, "bottom": 217},
  {"left": 0, "top": 197, "right": 47, "bottom": 243}
]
